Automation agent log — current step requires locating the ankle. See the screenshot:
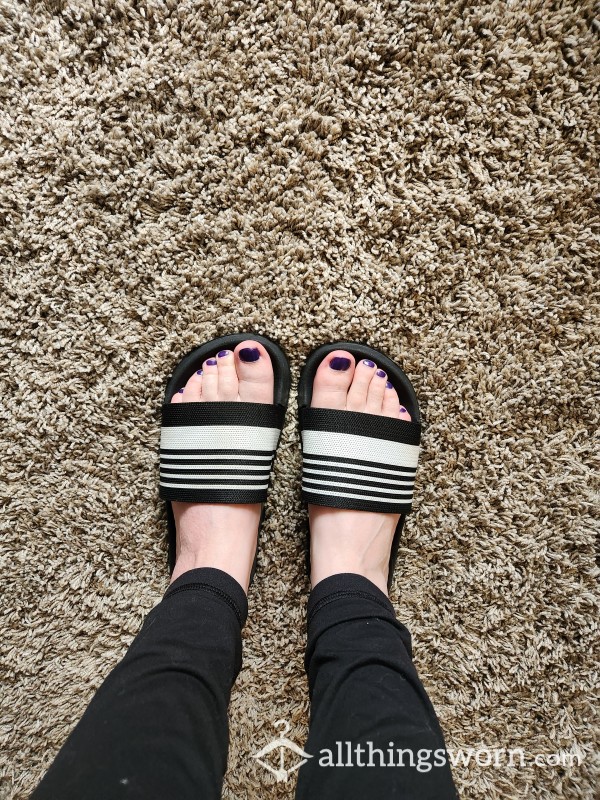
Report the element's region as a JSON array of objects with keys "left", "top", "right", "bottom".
[
  {"left": 309, "top": 506, "right": 398, "bottom": 595},
  {"left": 170, "top": 551, "right": 255, "bottom": 592},
  {"left": 310, "top": 556, "right": 389, "bottom": 595},
  {"left": 170, "top": 502, "right": 260, "bottom": 593}
]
